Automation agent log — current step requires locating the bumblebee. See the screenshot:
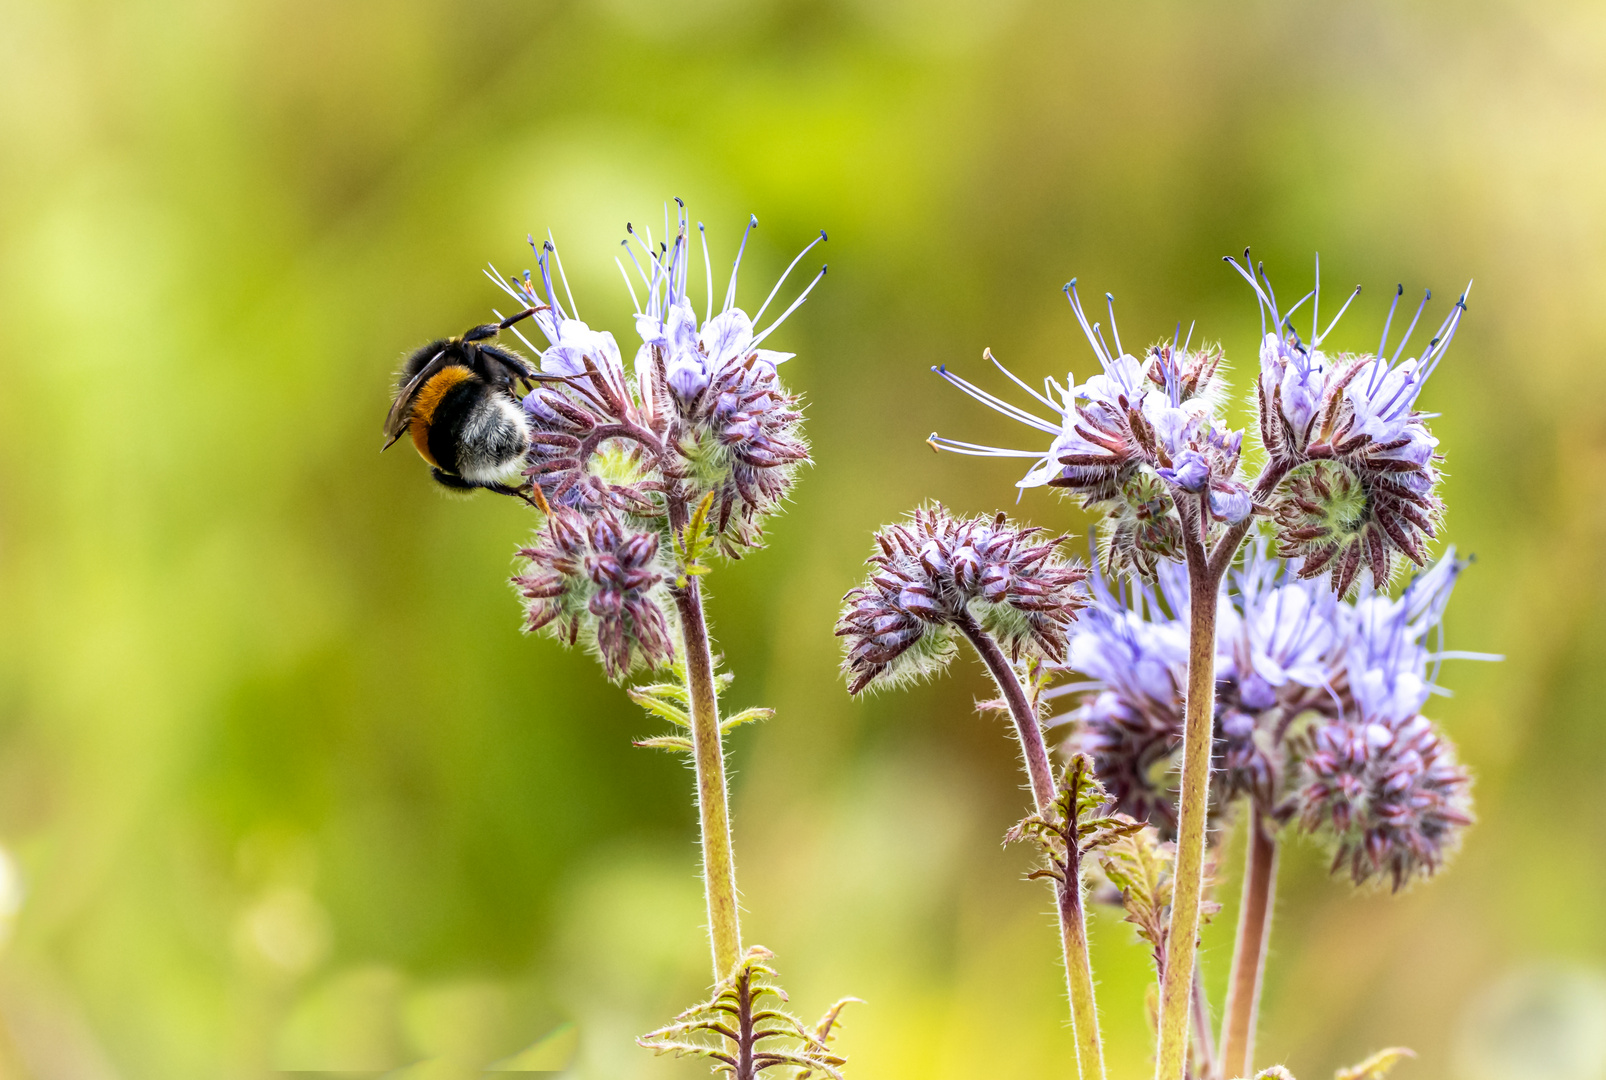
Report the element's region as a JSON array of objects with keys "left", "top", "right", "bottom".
[{"left": 382, "top": 307, "right": 550, "bottom": 507}]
